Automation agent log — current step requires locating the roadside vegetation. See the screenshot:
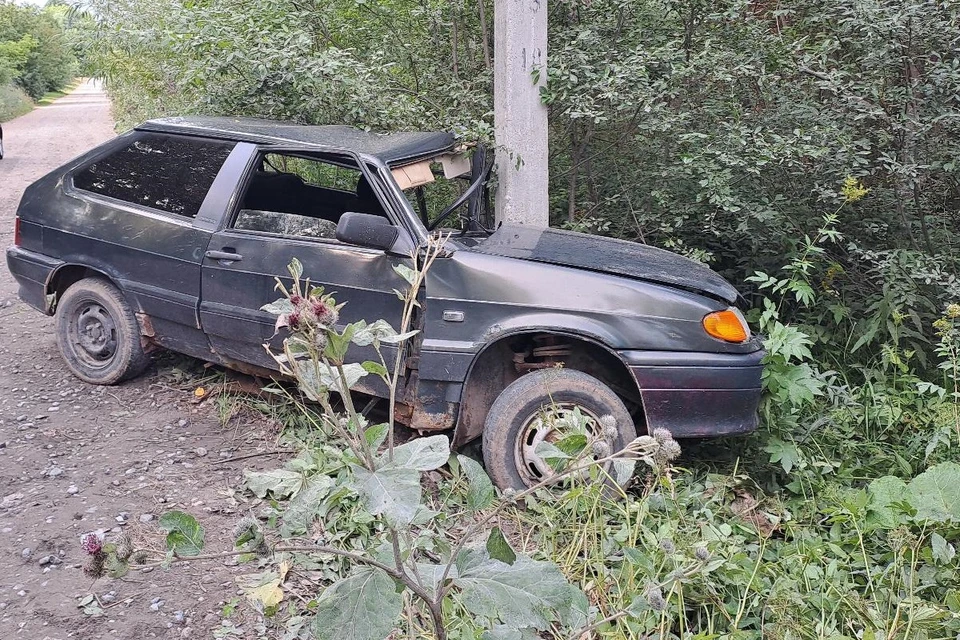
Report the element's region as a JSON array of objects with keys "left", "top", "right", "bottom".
[
  {"left": 0, "top": 0, "right": 81, "bottom": 120},
  {"left": 75, "top": 0, "right": 960, "bottom": 637}
]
